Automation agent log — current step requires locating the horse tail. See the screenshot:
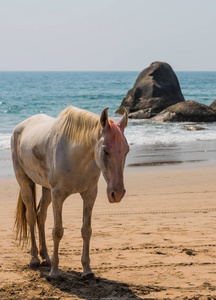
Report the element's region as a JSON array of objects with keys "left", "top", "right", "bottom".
[{"left": 14, "top": 183, "right": 37, "bottom": 246}]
